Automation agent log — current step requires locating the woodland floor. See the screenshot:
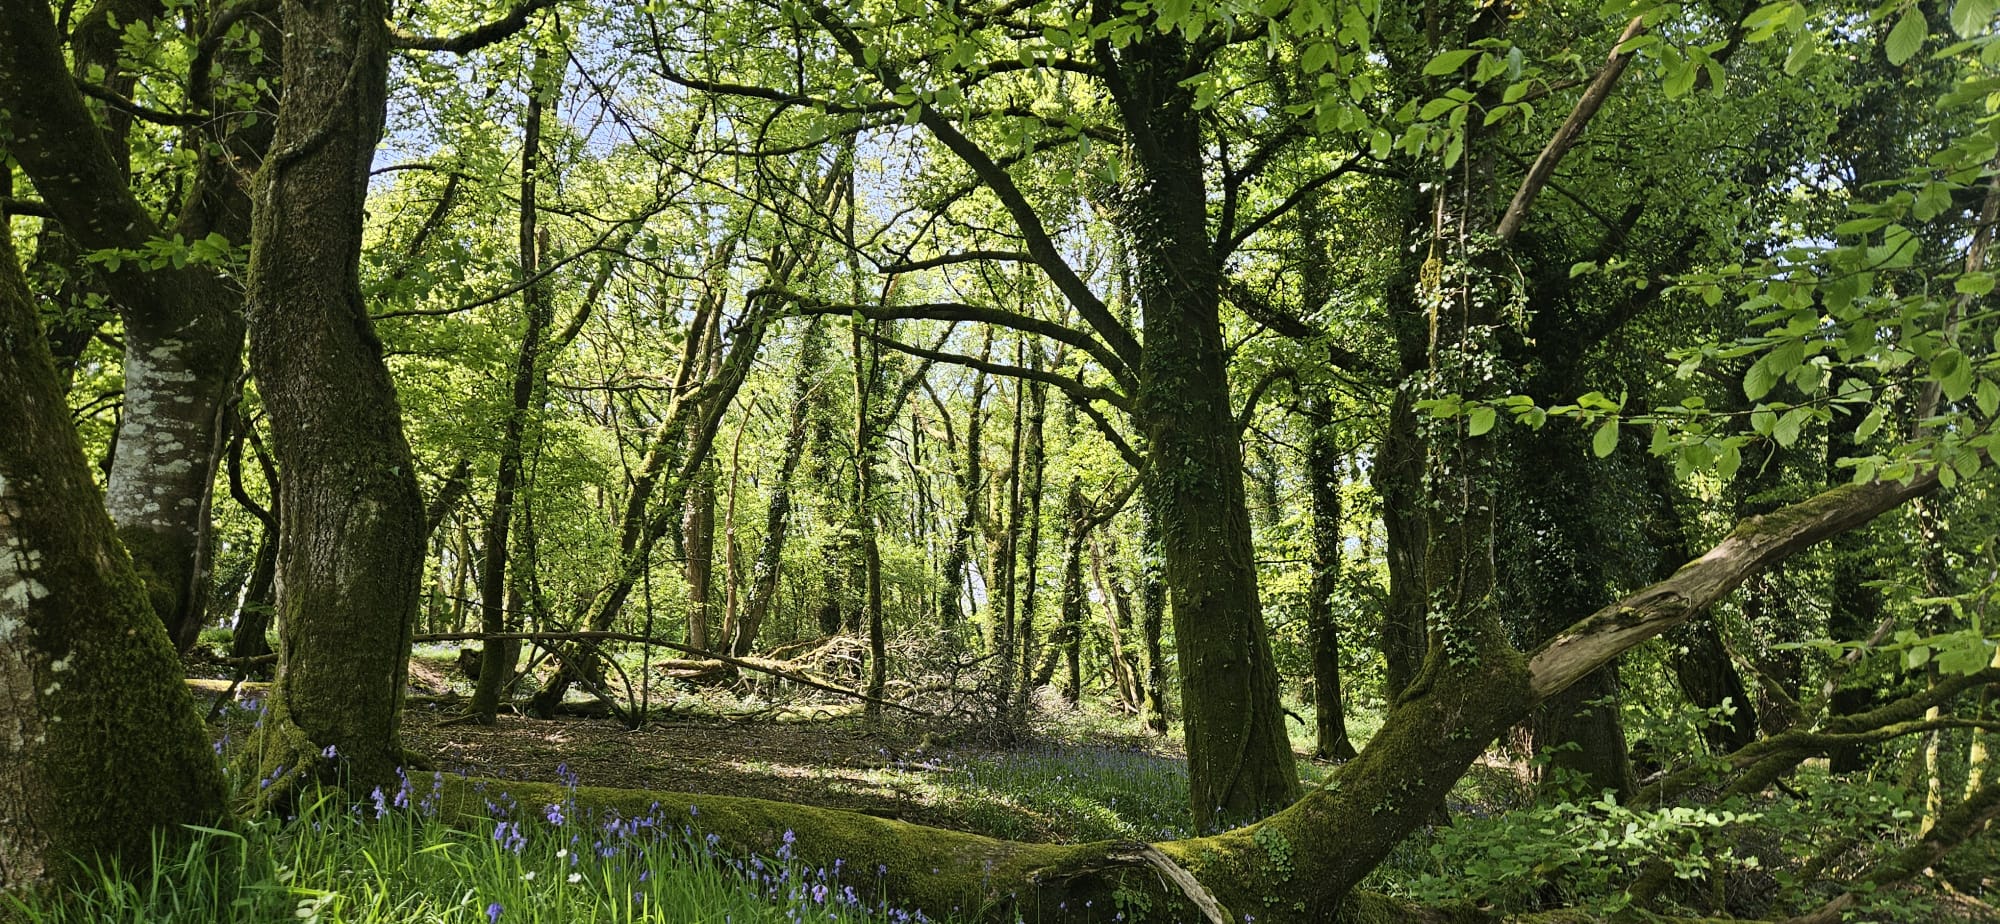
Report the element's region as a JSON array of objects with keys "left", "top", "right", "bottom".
[{"left": 196, "top": 649, "right": 1201, "bottom": 845}]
